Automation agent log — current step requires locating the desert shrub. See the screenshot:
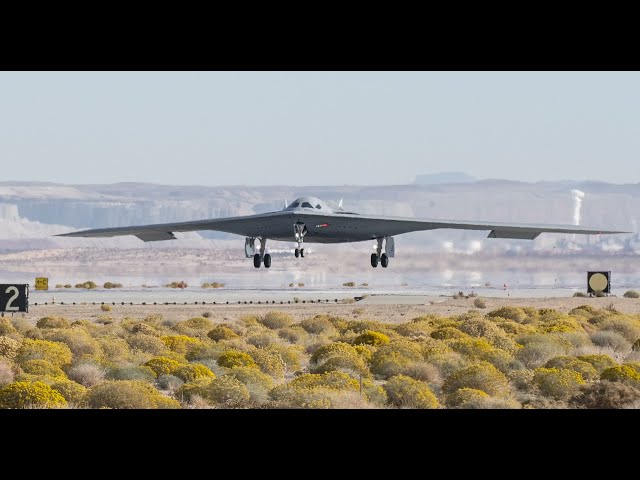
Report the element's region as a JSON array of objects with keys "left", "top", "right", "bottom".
[
  {"left": 370, "top": 340, "right": 425, "bottom": 379},
  {"left": 633, "top": 339, "right": 640, "bottom": 352},
  {"left": 258, "top": 311, "right": 294, "bottom": 330},
  {"left": 0, "top": 317, "right": 16, "bottom": 335},
  {"left": 36, "top": 317, "right": 70, "bottom": 329},
  {"left": 538, "top": 316, "right": 583, "bottom": 334},
  {"left": 311, "top": 342, "right": 360, "bottom": 364},
  {"left": 0, "top": 359, "right": 14, "bottom": 386},
  {"left": 383, "top": 375, "right": 439, "bottom": 409},
  {"left": 623, "top": 290, "right": 640, "bottom": 298},
  {"left": 173, "top": 317, "right": 215, "bottom": 336},
  {"left": 600, "top": 365, "right": 640, "bottom": 386},
  {"left": 0, "top": 336, "right": 20, "bottom": 360},
  {"left": 310, "top": 348, "right": 368, "bottom": 376},
  {"left": 51, "top": 379, "right": 87, "bottom": 404},
  {"left": 599, "top": 317, "right": 640, "bottom": 343},
  {"left": 43, "top": 328, "right": 102, "bottom": 358},
  {"left": 248, "top": 348, "right": 286, "bottom": 378},
  {"left": 127, "top": 334, "right": 168, "bottom": 355},
  {"left": 569, "top": 307, "right": 594, "bottom": 319},
  {"left": 447, "top": 387, "right": 489, "bottom": 408},
  {"left": 395, "top": 320, "right": 433, "bottom": 339},
  {"left": 626, "top": 362, "right": 640, "bottom": 373},
  {"left": 270, "top": 371, "right": 360, "bottom": 408},
  {"left": 173, "top": 363, "right": 215, "bottom": 382},
  {"left": 217, "top": 350, "right": 257, "bottom": 369},
  {"left": 21, "top": 359, "right": 65, "bottom": 378},
  {"left": 473, "top": 298, "right": 487, "bottom": 309},
  {"left": 175, "top": 377, "right": 214, "bottom": 403},
  {"left": 206, "top": 376, "right": 250, "bottom": 407},
  {"left": 507, "top": 369, "right": 535, "bottom": 391},
  {"left": 544, "top": 356, "right": 599, "bottom": 381},
  {"left": 103, "top": 282, "right": 123, "bottom": 289},
  {"left": 68, "top": 362, "right": 106, "bottom": 387},
  {"left": 401, "top": 362, "right": 442, "bottom": 385},
  {"left": 156, "top": 374, "right": 184, "bottom": 392},
  {"left": 278, "top": 326, "right": 310, "bottom": 344},
  {"left": 97, "top": 337, "right": 131, "bottom": 361},
  {"left": 87, "top": 380, "right": 165, "bottom": 409},
  {"left": 16, "top": 339, "right": 72, "bottom": 367},
  {"left": 533, "top": 367, "right": 586, "bottom": 400},
  {"left": 0, "top": 381, "right": 67, "bottom": 408},
  {"left": 207, "top": 325, "right": 239, "bottom": 342},
  {"left": 487, "top": 306, "right": 527, "bottom": 323},
  {"left": 25, "top": 329, "right": 43, "bottom": 339},
  {"left": 298, "top": 316, "right": 337, "bottom": 336},
  {"left": 590, "top": 331, "right": 631, "bottom": 353},
  {"left": 353, "top": 330, "right": 390, "bottom": 346},
  {"left": 266, "top": 344, "right": 304, "bottom": 372},
  {"left": 573, "top": 292, "right": 587, "bottom": 297},
  {"left": 144, "top": 357, "right": 181, "bottom": 376},
  {"left": 577, "top": 354, "right": 618, "bottom": 373},
  {"left": 107, "top": 365, "right": 156, "bottom": 383},
  {"left": 442, "top": 362, "right": 511, "bottom": 397},
  {"left": 430, "top": 327, "right": 469, "bottom": 341},
  {"left": 161, "top": 335, "right": 202, "bottom": 356},
  {"left": 571, "top": 381, "right": 640, "bottom": 409},
  {"left": 246, "top": 329, "right": 281, "bottom": 348},
  {"left": 100, "top": 304, "right": 112, "bottom": 312},
  {"left": 130, "top": 323, "right": 159, "bottom": 336},
  {"left": 156, "top": 396, "right": 181, "bottom": 409},
  {"left": 515, "top": 334, "right": 569, "bottom": 368},
  {"left": 225, "top": 366, "right": 274, "bottom": 404}
]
